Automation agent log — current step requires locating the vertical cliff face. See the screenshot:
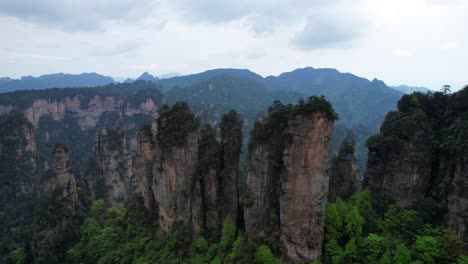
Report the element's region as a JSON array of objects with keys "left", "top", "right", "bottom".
[
  {"left": 88, "top": 128, "right": 133, "bottom": 205},
  {"left": 0, "top": 111, "right": 44, "bottom": 258},
  {"left": 192, "top": 125, "right": 222, "bottom": 235},
  {"left": 280, "top": 113, "right": 334, "bottom": 261},
  {"left": 96, "top": 129, "right": 132, "bottom": 205},
  {"left": 52, "top": 144, "right": 78, "bottom": 207},
  {"left": 151, "top": 102, "right": 199, "bottom": 231},
  {"left": 328, "top": 137, "right": 361, "bottom": 202},
  {"left": 32, "top": 144, "right": 82, "bottom": 262},
  {"left": 244, "top": 132, "right": 283, "bottom": 240},
  {"left": 443, "top": 87, "right": 468, "bottom": 241},
  {"left": 136, "top": 124, "right": 156, "bottom": 211},
  {"left": 245, "top": 97, "right": 337, "bottom": 262},
  {"left": 220, "top": 111, "right": 243, "bottom": 224},
  {"left": 365, "top": 108, "right": 432, "bottom": 208},
  {"left": 446, "top": 161, "right": 468, "bottom": 241},
  {"left": 152, "top": 131, "right": 198, "bottom": 231}
]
